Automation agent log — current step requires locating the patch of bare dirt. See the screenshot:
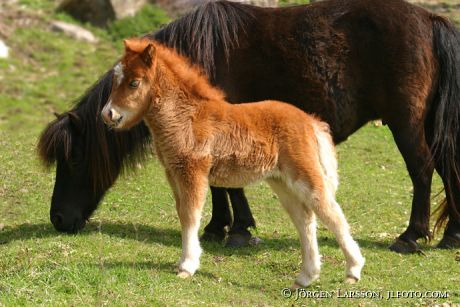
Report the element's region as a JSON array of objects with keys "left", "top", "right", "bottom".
[{"left": 0, "top": 0, "right": 53, "bottom": 40}]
